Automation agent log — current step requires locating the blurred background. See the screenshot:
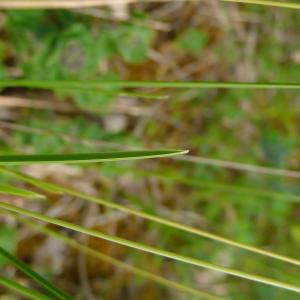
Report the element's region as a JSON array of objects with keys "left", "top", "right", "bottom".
[{"left": 0, "top": 1, "right": 300, "bottom": 299}]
